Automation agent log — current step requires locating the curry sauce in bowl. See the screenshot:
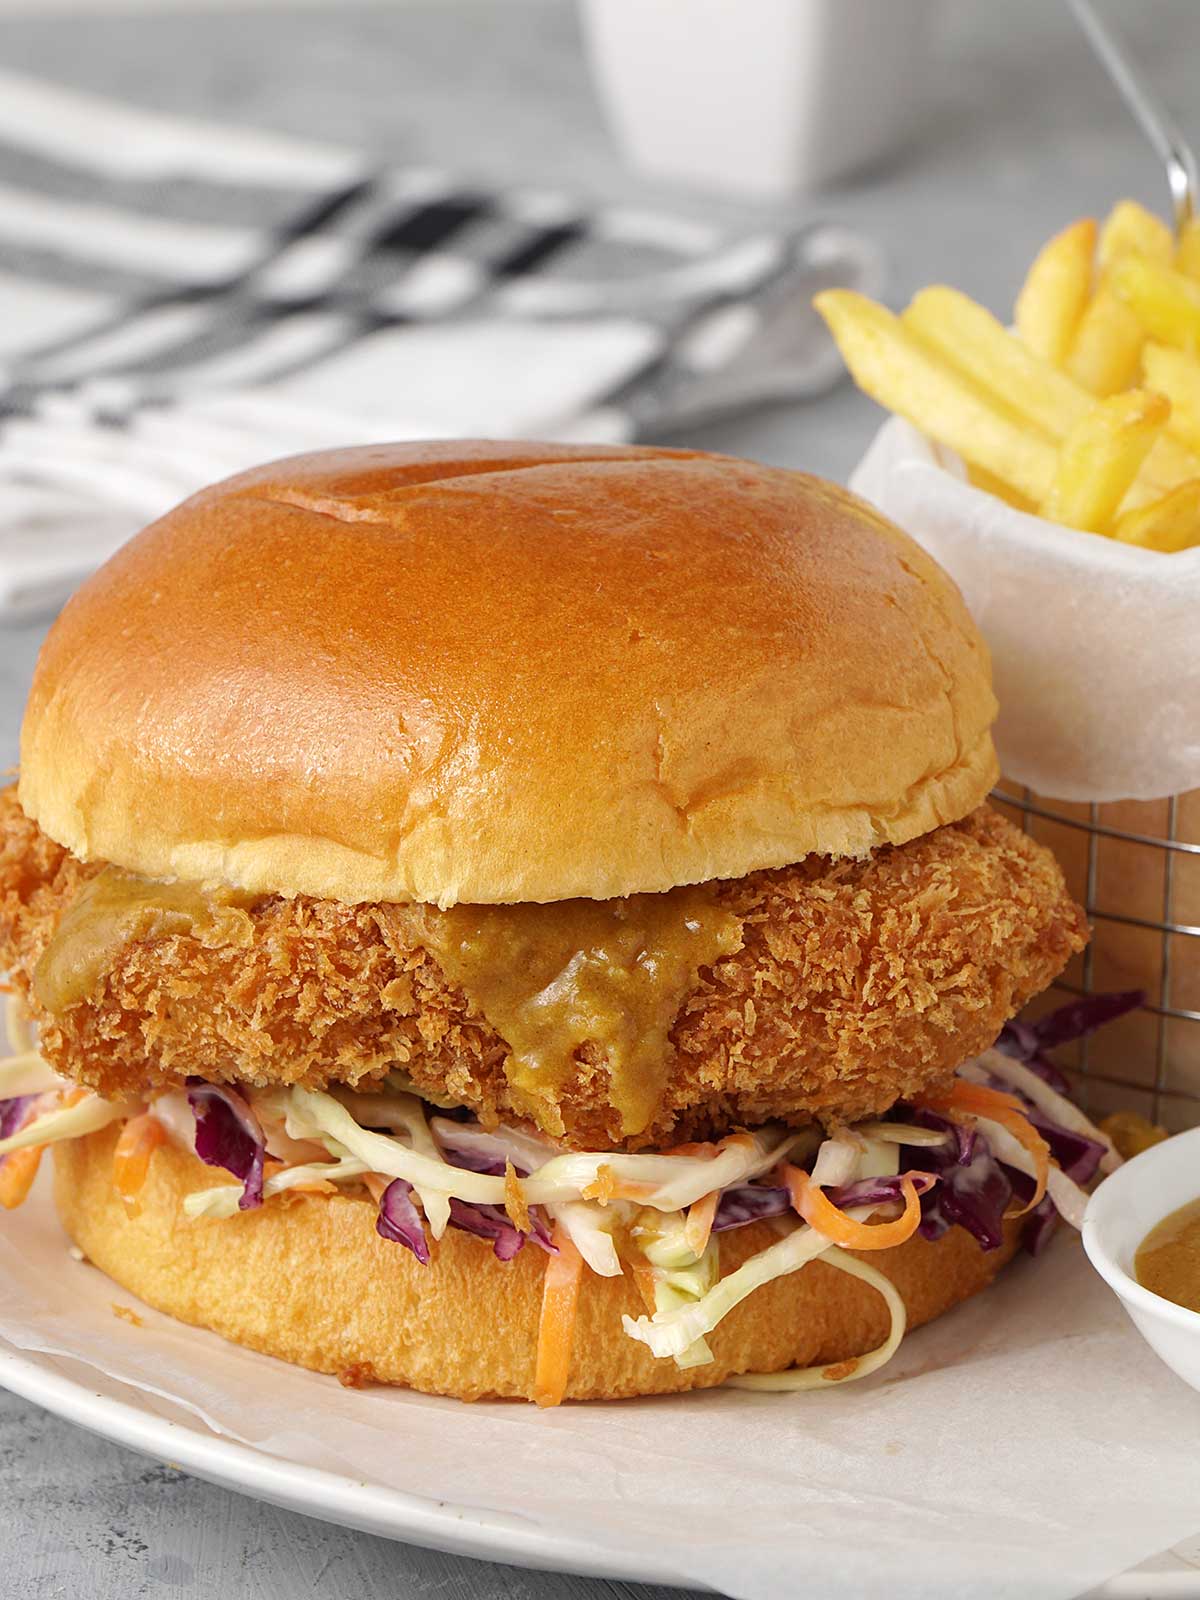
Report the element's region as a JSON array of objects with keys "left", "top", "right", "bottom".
[
  {"left": 1136, "top": 1198, "right": 1200, "bottom": 1315},
  {"left": 1084, "top": 1125, "right": 1200, "bottom": 1396}
]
